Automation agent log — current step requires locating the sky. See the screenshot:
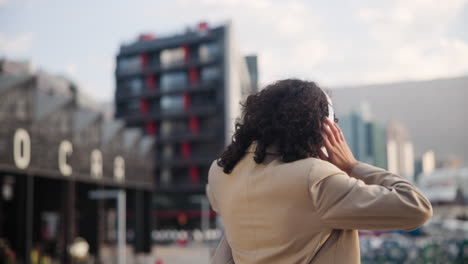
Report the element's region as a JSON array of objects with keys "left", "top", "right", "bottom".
[{"left": 1, "top": 0, "right": 468, "bottom": 102}]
